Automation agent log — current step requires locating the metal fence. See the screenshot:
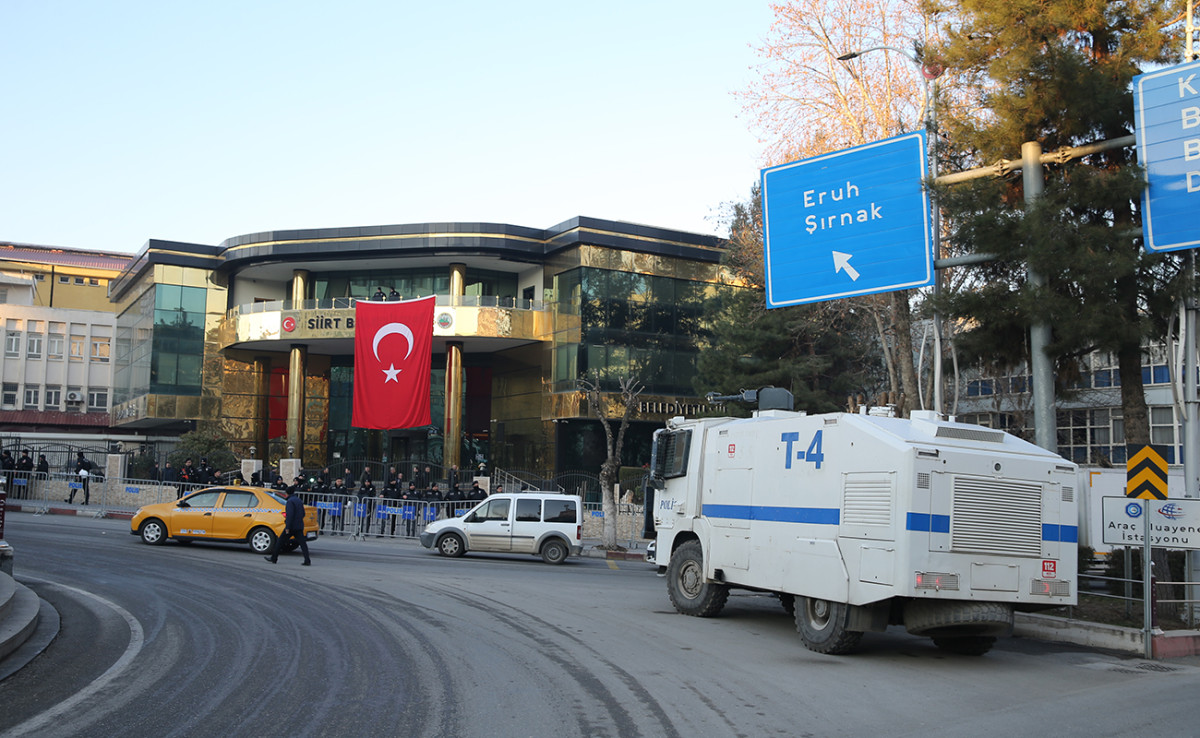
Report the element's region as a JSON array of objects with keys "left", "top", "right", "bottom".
[
  {"left": 2, "top": 468, "right": 650, "bottom": 546},
  {"left": 2, "top": 470, "right": 203, "bottom": 515}
]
